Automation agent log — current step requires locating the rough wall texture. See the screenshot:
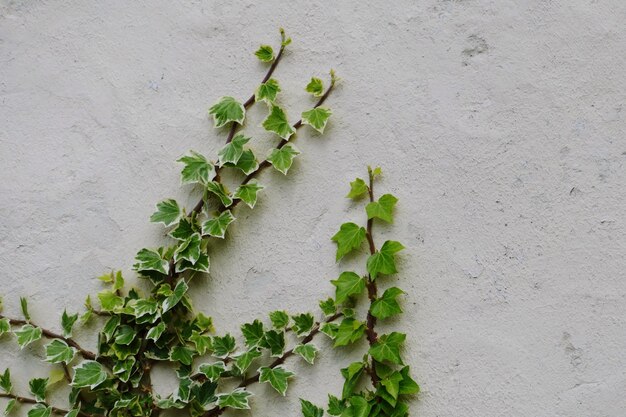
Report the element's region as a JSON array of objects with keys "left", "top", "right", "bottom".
[{"left": 1, "top": 1, "right": 625, "bottom": 416}]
